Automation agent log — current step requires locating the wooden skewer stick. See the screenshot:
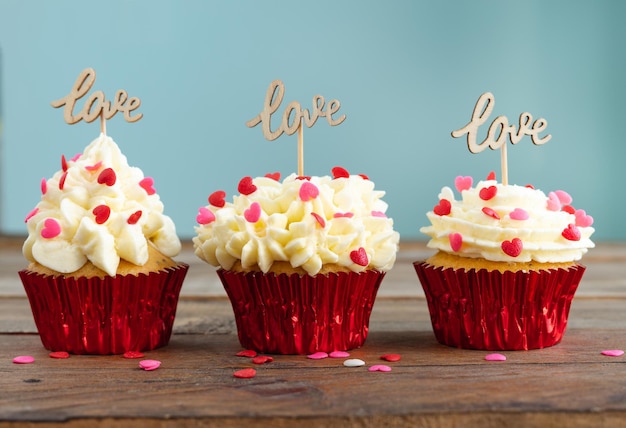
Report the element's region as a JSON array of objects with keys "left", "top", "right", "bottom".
[{"left": 297, "top": 118, "right": 304, "bottom": 177}]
